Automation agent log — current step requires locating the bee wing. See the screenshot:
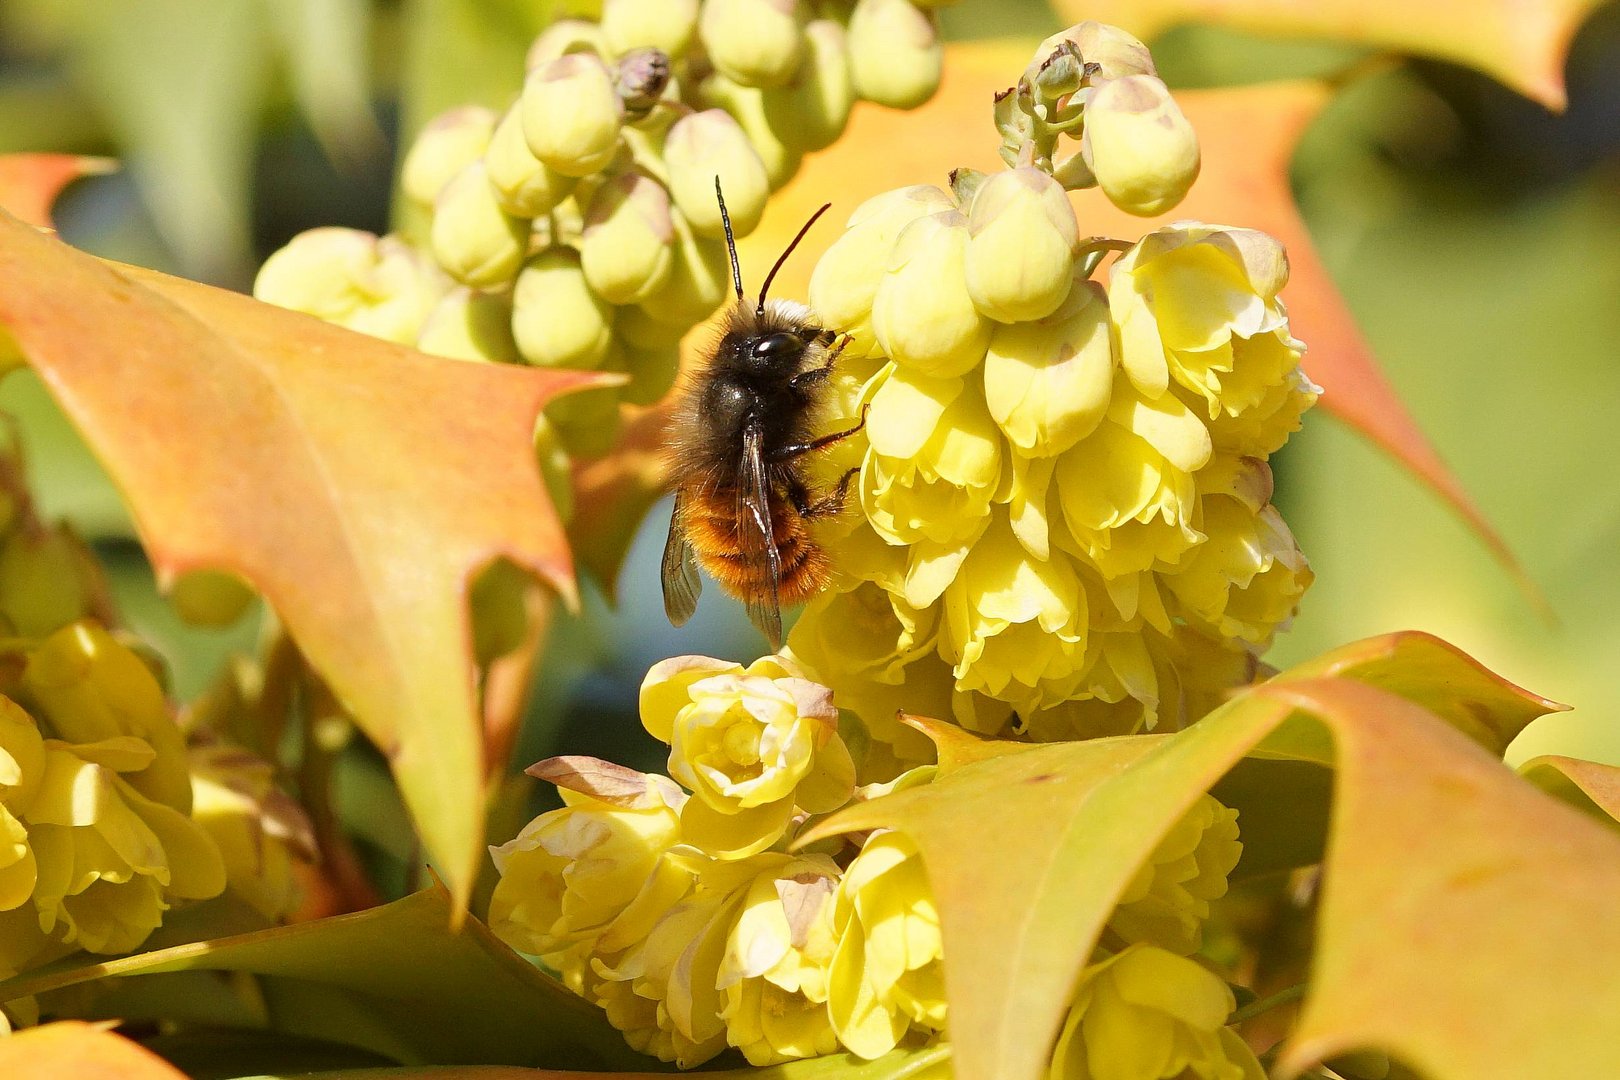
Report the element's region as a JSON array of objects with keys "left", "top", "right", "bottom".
[
  {"left": 661, "top": 491, "right": 702, "bottom": 627},
  {"left": 738, "top": 421, "right": 784, "bottom": 650}
]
